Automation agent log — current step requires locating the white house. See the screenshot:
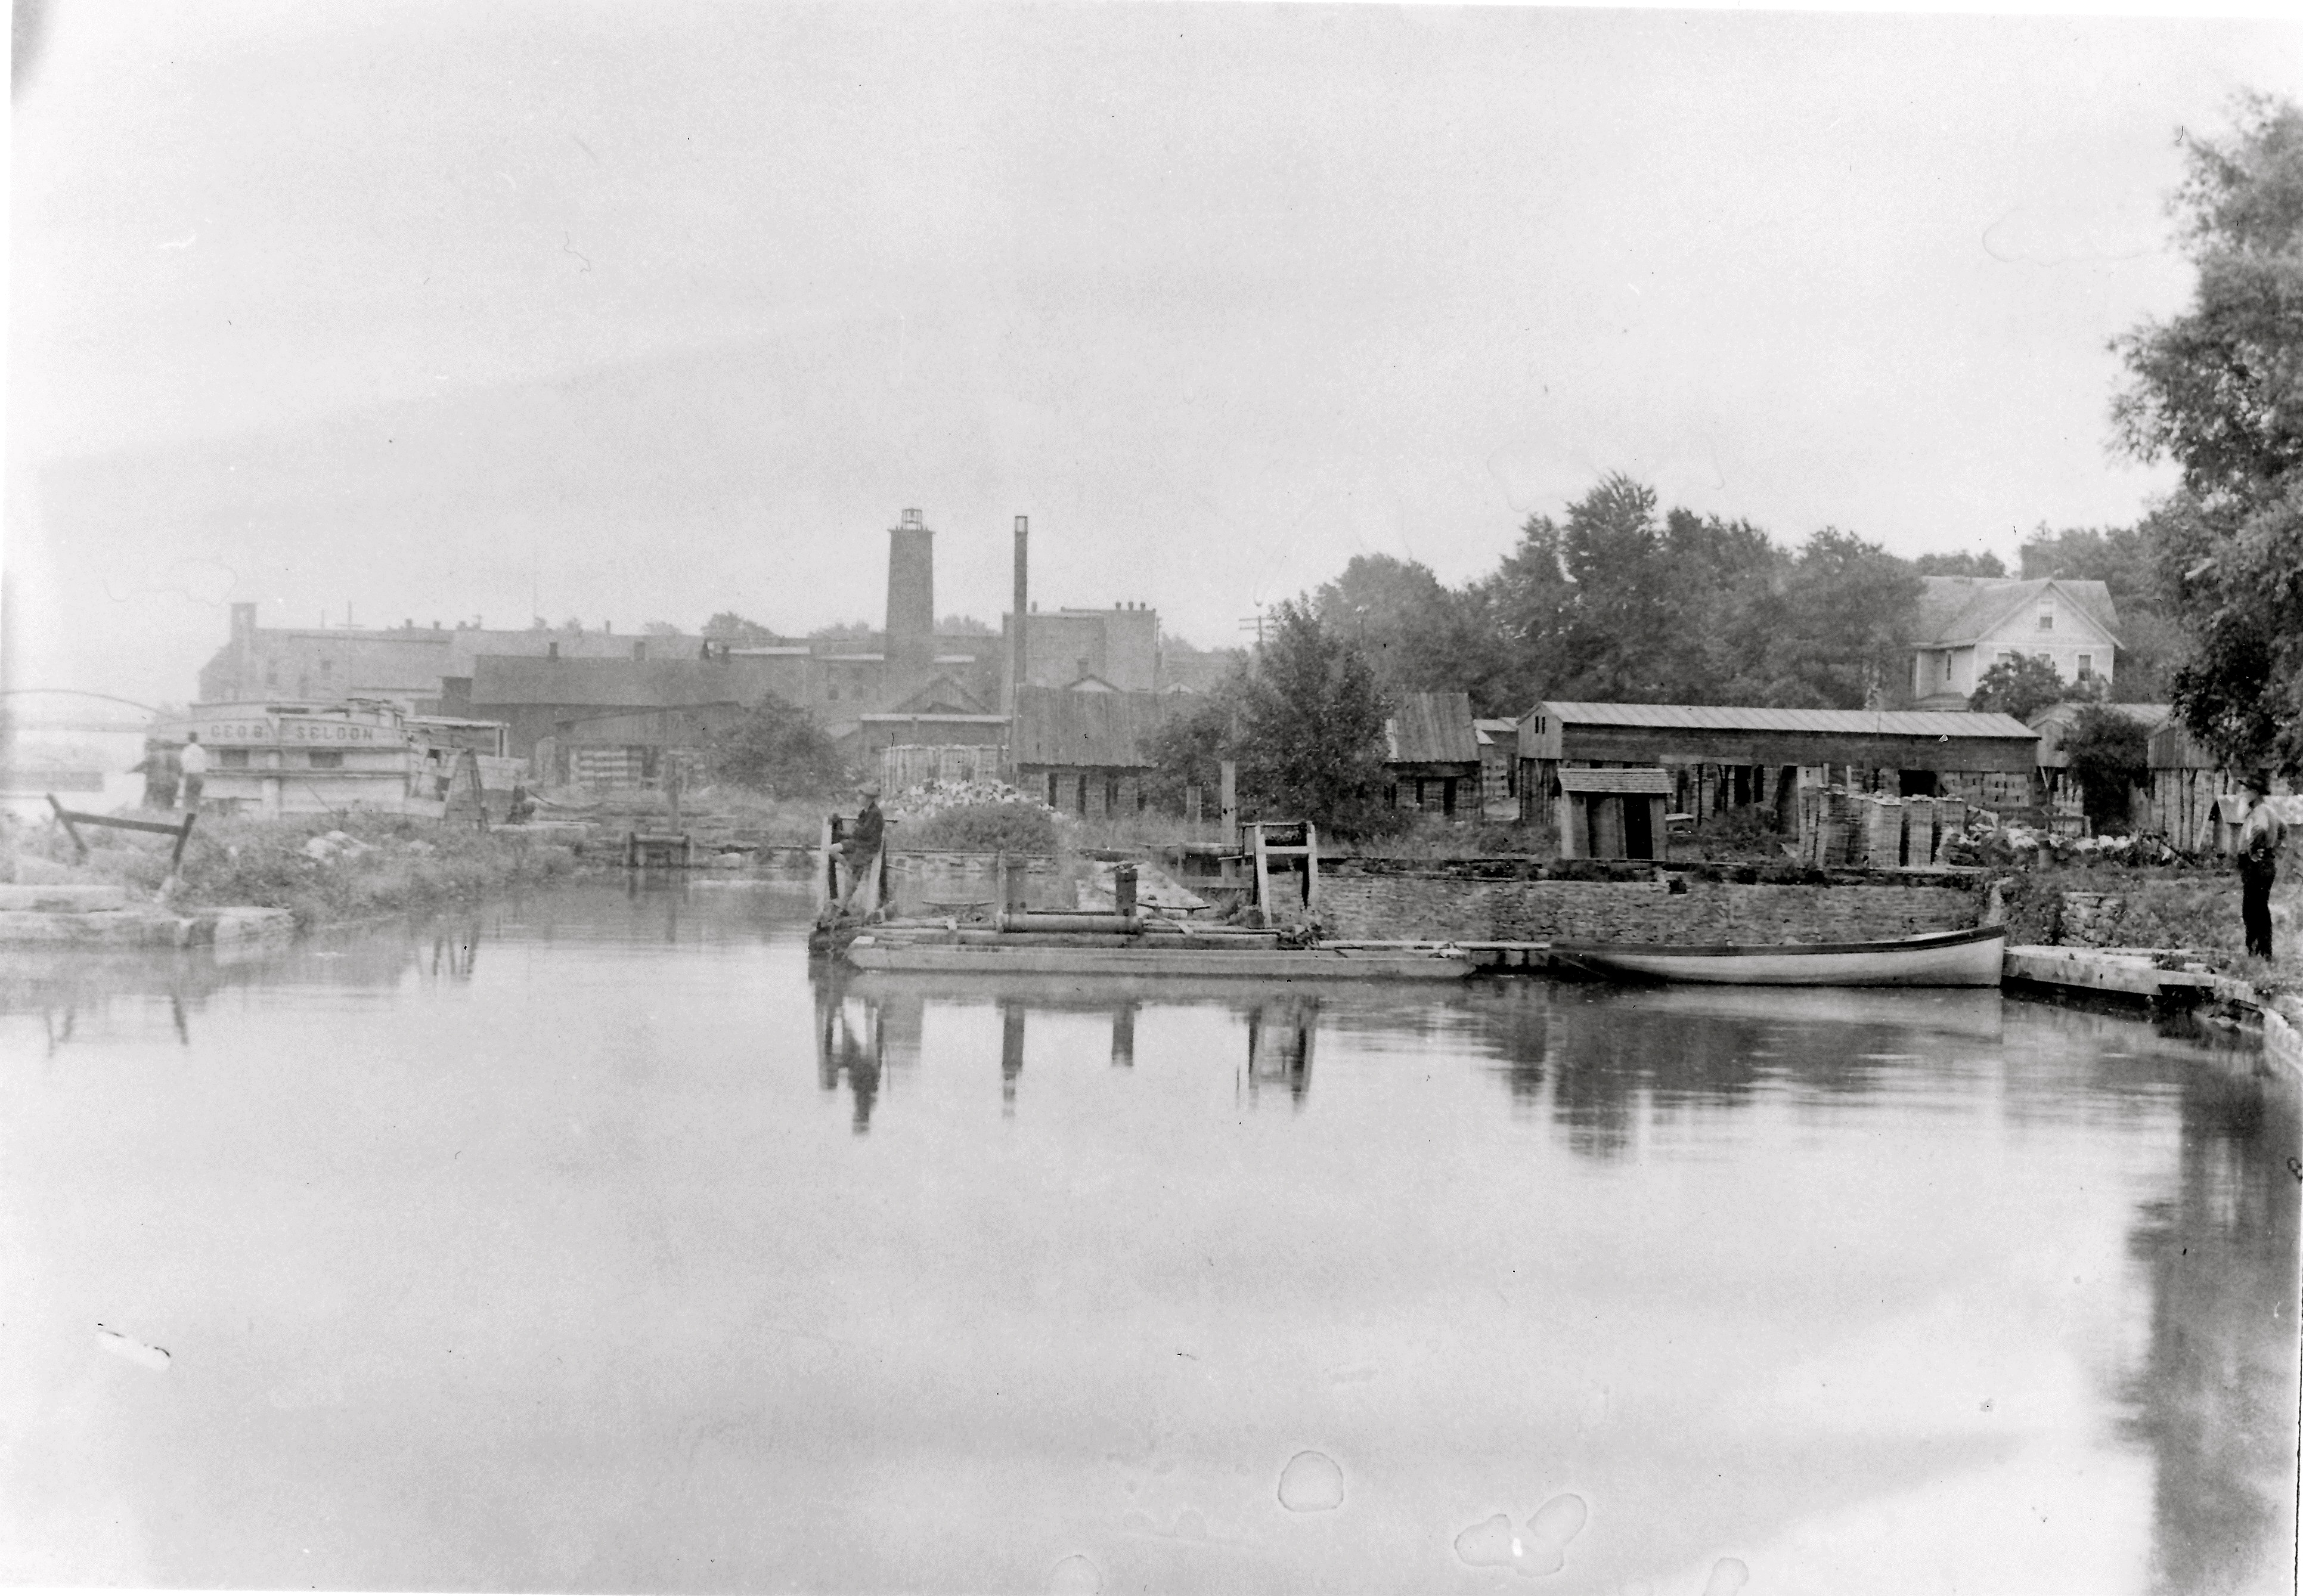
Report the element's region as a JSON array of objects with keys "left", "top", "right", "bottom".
[{"left": 1908, "top": 577, "right": 2121, "bottom": 709}]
